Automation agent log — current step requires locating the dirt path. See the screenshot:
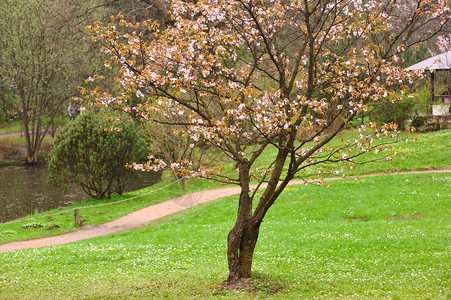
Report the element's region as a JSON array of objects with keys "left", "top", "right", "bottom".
[
  {"left": 0, "top": 169, "right": 450, "bottom": 252},
  {"left": 0, "top": 130, "right": 55, "bottom": 139},
  {"left": 0, "top": 132, "right": 21, "bottom": 138},
  {"left": 0, "top": 131, "right": 27, "bottom": 138}
]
